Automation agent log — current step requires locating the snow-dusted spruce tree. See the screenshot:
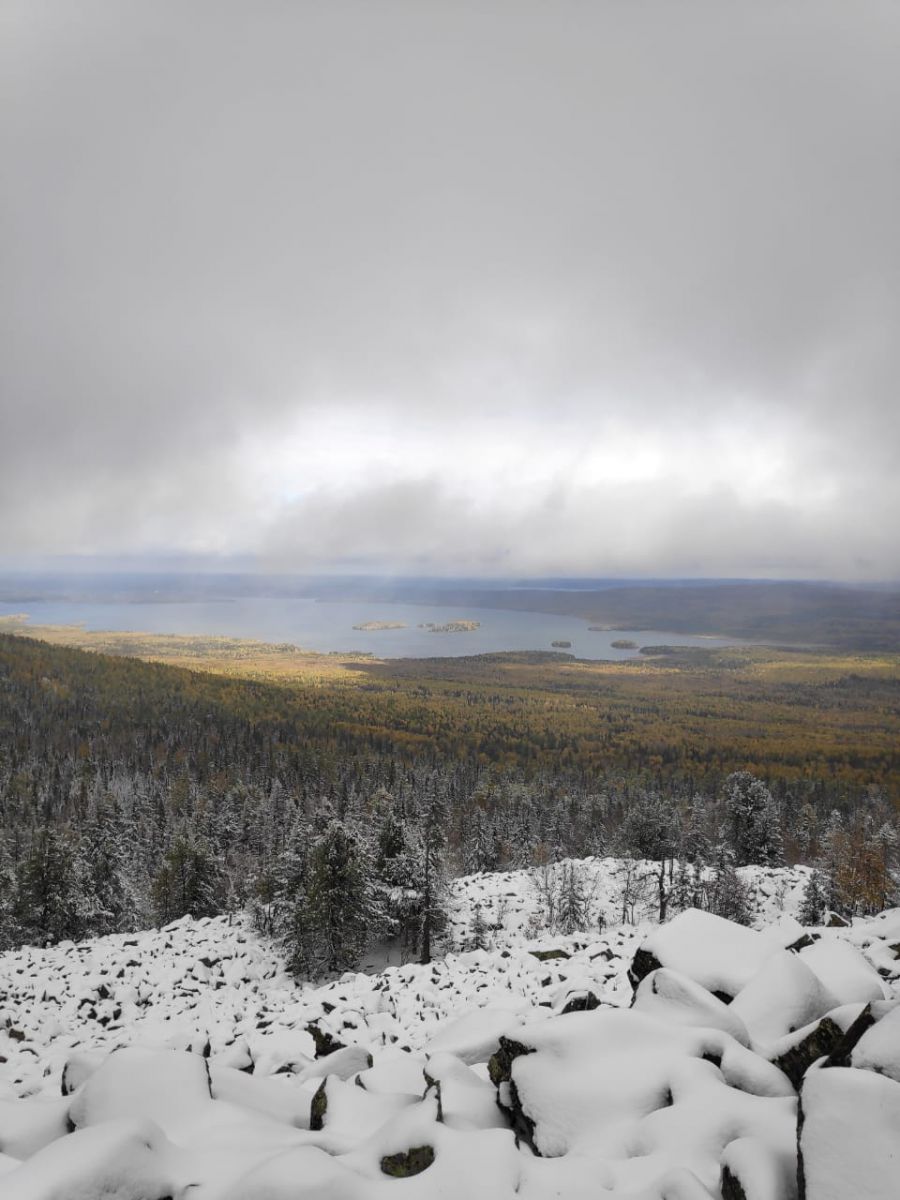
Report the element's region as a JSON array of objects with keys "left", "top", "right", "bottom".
[
  {"left": 464, "top": 807, "right": 501, "bottom": 874},
  {"left": 668, "top": 796, "right": 712, "bottom": 913},
  {"left": 616, "top": 791, "right": 679, "bottom": 920},
  {"left": 72, "top": 802, "right": 137, "bottom": 937},
  {"left": 556, "top": 861, "right": 593, "bottom": 935},
  {"left": 792, "top": 801, "right": 819, "bottom": 862},
  {"left": 704, "top": 843, "right": 752, "bottom": 925},
  {"left": 418, "top": 773, "right": 450, "bottom": 964},
  {"left": 373, "top": 801, "right": 424, "bottom": 960},
  {"left": 721, "top": 771, "right": 784, "bottom": 867},
  {"left": 799, "top": 869, "right": 830, "bottom": 925},
  {"left": 302, "top": 817, "right": 380, "bottom": 975},
  {"left": 13, "top": 827, "right": 80, "bottom": 945},
  {"left": 262, "top": 813, "right": 312, "bottom": 972},
  {"left": 152, "top": 832, "right": 223, "bottom": 925},
  {"left": 0, "top": 837, "right": 18, "bottom": 950},
  {"left": 467, "top": 901, "right": 490, "bottom": 951}
]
